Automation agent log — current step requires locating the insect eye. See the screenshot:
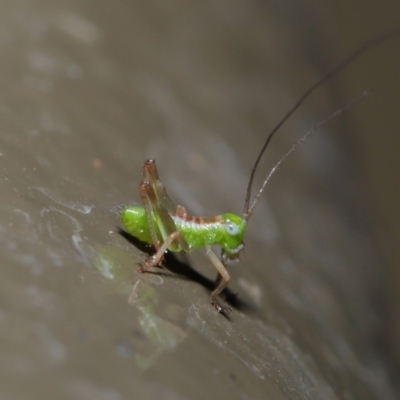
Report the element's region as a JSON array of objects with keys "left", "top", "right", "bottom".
[{"left": 225, "top": 221, "right": 239, "bottom": 236}]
